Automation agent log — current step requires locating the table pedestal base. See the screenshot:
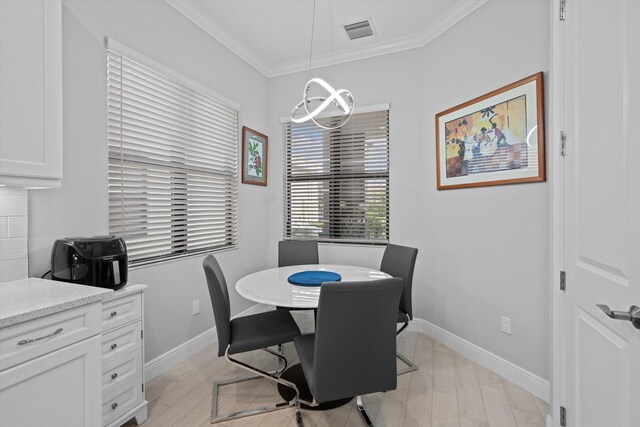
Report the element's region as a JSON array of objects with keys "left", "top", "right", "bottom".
[{"left": 277, "top": 364, "right": 352, "bottom": 410}]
